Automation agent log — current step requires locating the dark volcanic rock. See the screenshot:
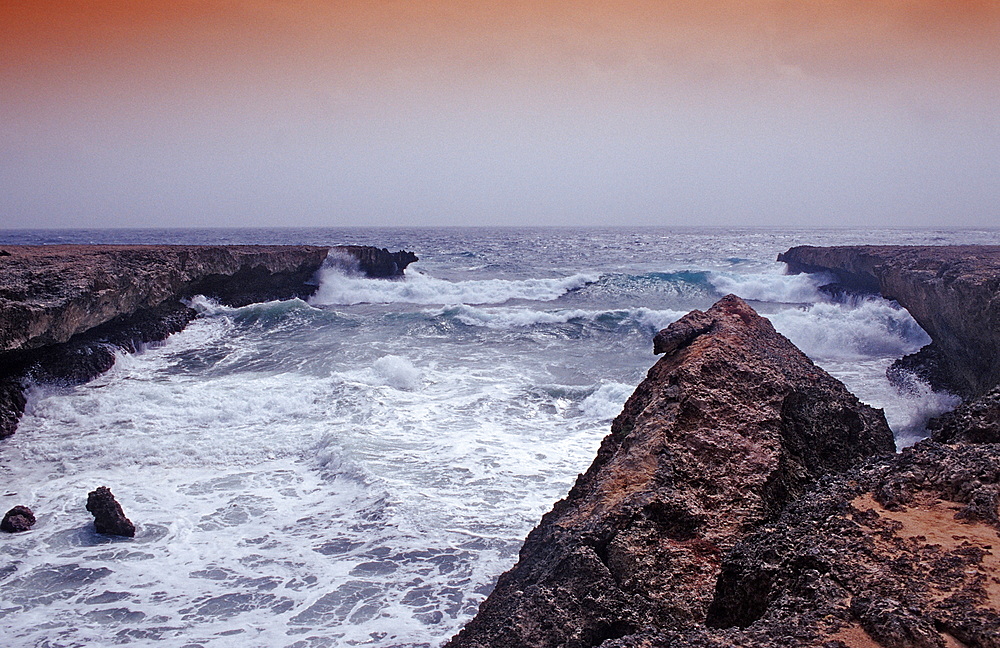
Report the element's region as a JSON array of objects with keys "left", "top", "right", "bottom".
[
  {"left": 1, "top": 505, "right": 36, "bottom": 532},
  {"left": 447, "top": 295, "right": 894, "bottom": 648},
  {"left": 86, "top": 486, "right": 135, "bottom": 537},
  {"left": 672, "top": 441, "right": 1000, "bottom": 648},
  {"left": 334, "top": 246, "right": 418, "bottom": 278},
  {"left": 929, "top": 385, "right": 1000, "bottom": 444},
  {"left": 0, "top": 244, "right": 417, "bottom": 438},
  {"left": 777, "top": 245, "right": 1000, "bottom": 398},
  {"left": 1, "top": 378, "right": 27, "bottom": 439}
]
